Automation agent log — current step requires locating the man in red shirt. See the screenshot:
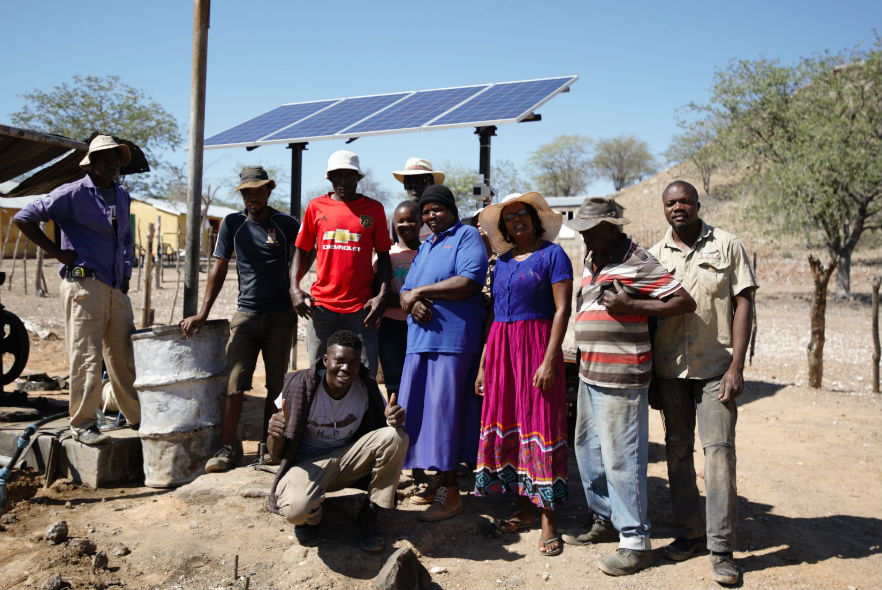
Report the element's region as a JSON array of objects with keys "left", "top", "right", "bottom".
[{"left": 290, "top": 151, "right": 392, "bottom": 377}]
